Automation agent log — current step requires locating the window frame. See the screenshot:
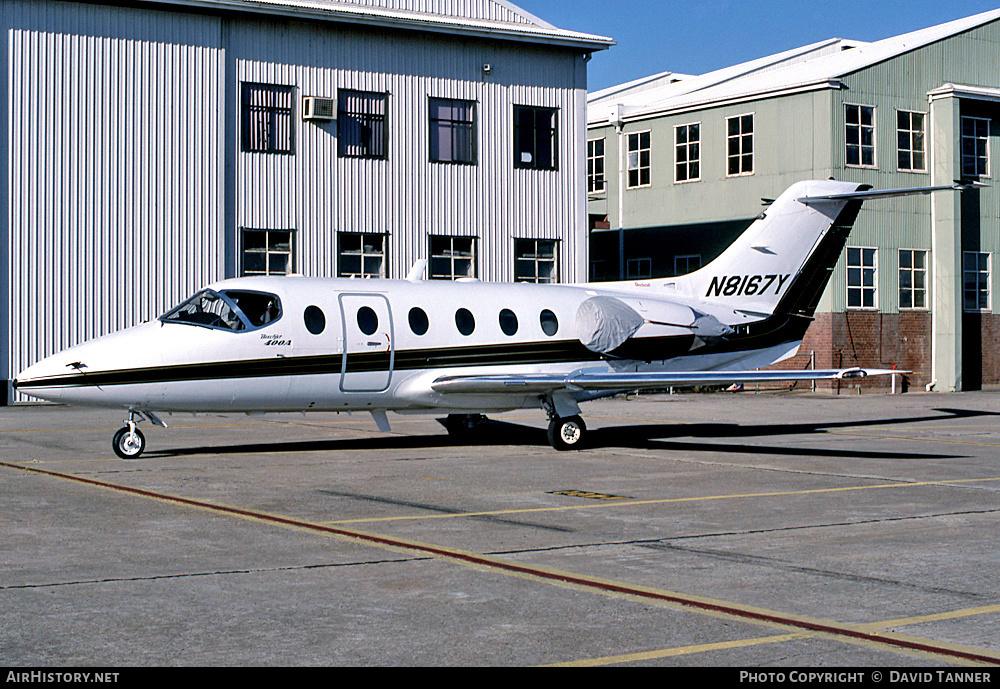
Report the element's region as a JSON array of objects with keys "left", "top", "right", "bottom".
[
  {"left": 961, "top": 116, "right": 990, "bottom": 178},
  {"left": 626, "top": 257, "right": 652, "bottom": 279},
  {"left": 513, "top": 105, "right": 559, "bottom": 171},
  {"left": 674, "top": 254, "right": 702, "bottom": 276},
  {"left": 338, "top": 88, "right": 389, "bottom": 160},
  {"left": 337, "top": 232, "right": 387, "bottom": 279},
  {"left": 429, "top": 235, "right": 477, "bottom": 280},
  {"left": 963, "top": 251, "right": 991, "bottom": 313},
  {"left": 514, "top": 238, "right": 559, "bottom": 284},
  {"left": 726, "top": 113, "right": 754, "bottom": 177},
  {"left": 240, "top": 82, "right": 295, "bottom": 155},
  {"left": 845, "top": 103, "right": 877, "bottom": 169},
  {"left": 626, "top": 130, "right": 651, "bottom": 189},
  {"left": 674, "top": 122, "right": 701, "bottom": 183},
  {"left": 898, "top": 248, "right": 928, "bottom": 310},
  {"left": 429, "top": 97, "right": 477, "bottom": 165},
  {"left": 240, "top": 228, "right": 296, "bottom": 277},
  {"left": 587, "top": 138, "right": 606, "bottom": 193},
  {"left": 896, "top": 110, "right": 927, "bottom": 173},
  {"left": 846, "top": 246, "right": 878, "bottom": 310}
]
